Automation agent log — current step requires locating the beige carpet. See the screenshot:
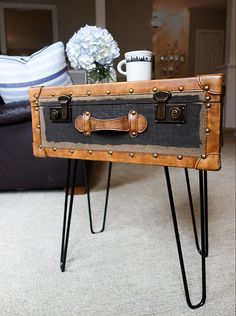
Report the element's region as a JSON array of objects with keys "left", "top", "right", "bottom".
[{"left": 0, "top": 133, "right": 235, "bottom": 316}]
